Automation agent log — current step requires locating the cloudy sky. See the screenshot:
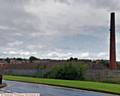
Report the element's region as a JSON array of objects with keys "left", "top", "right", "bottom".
[{"left": 0, "top": 0, "right": 120, "bottom": 60}]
